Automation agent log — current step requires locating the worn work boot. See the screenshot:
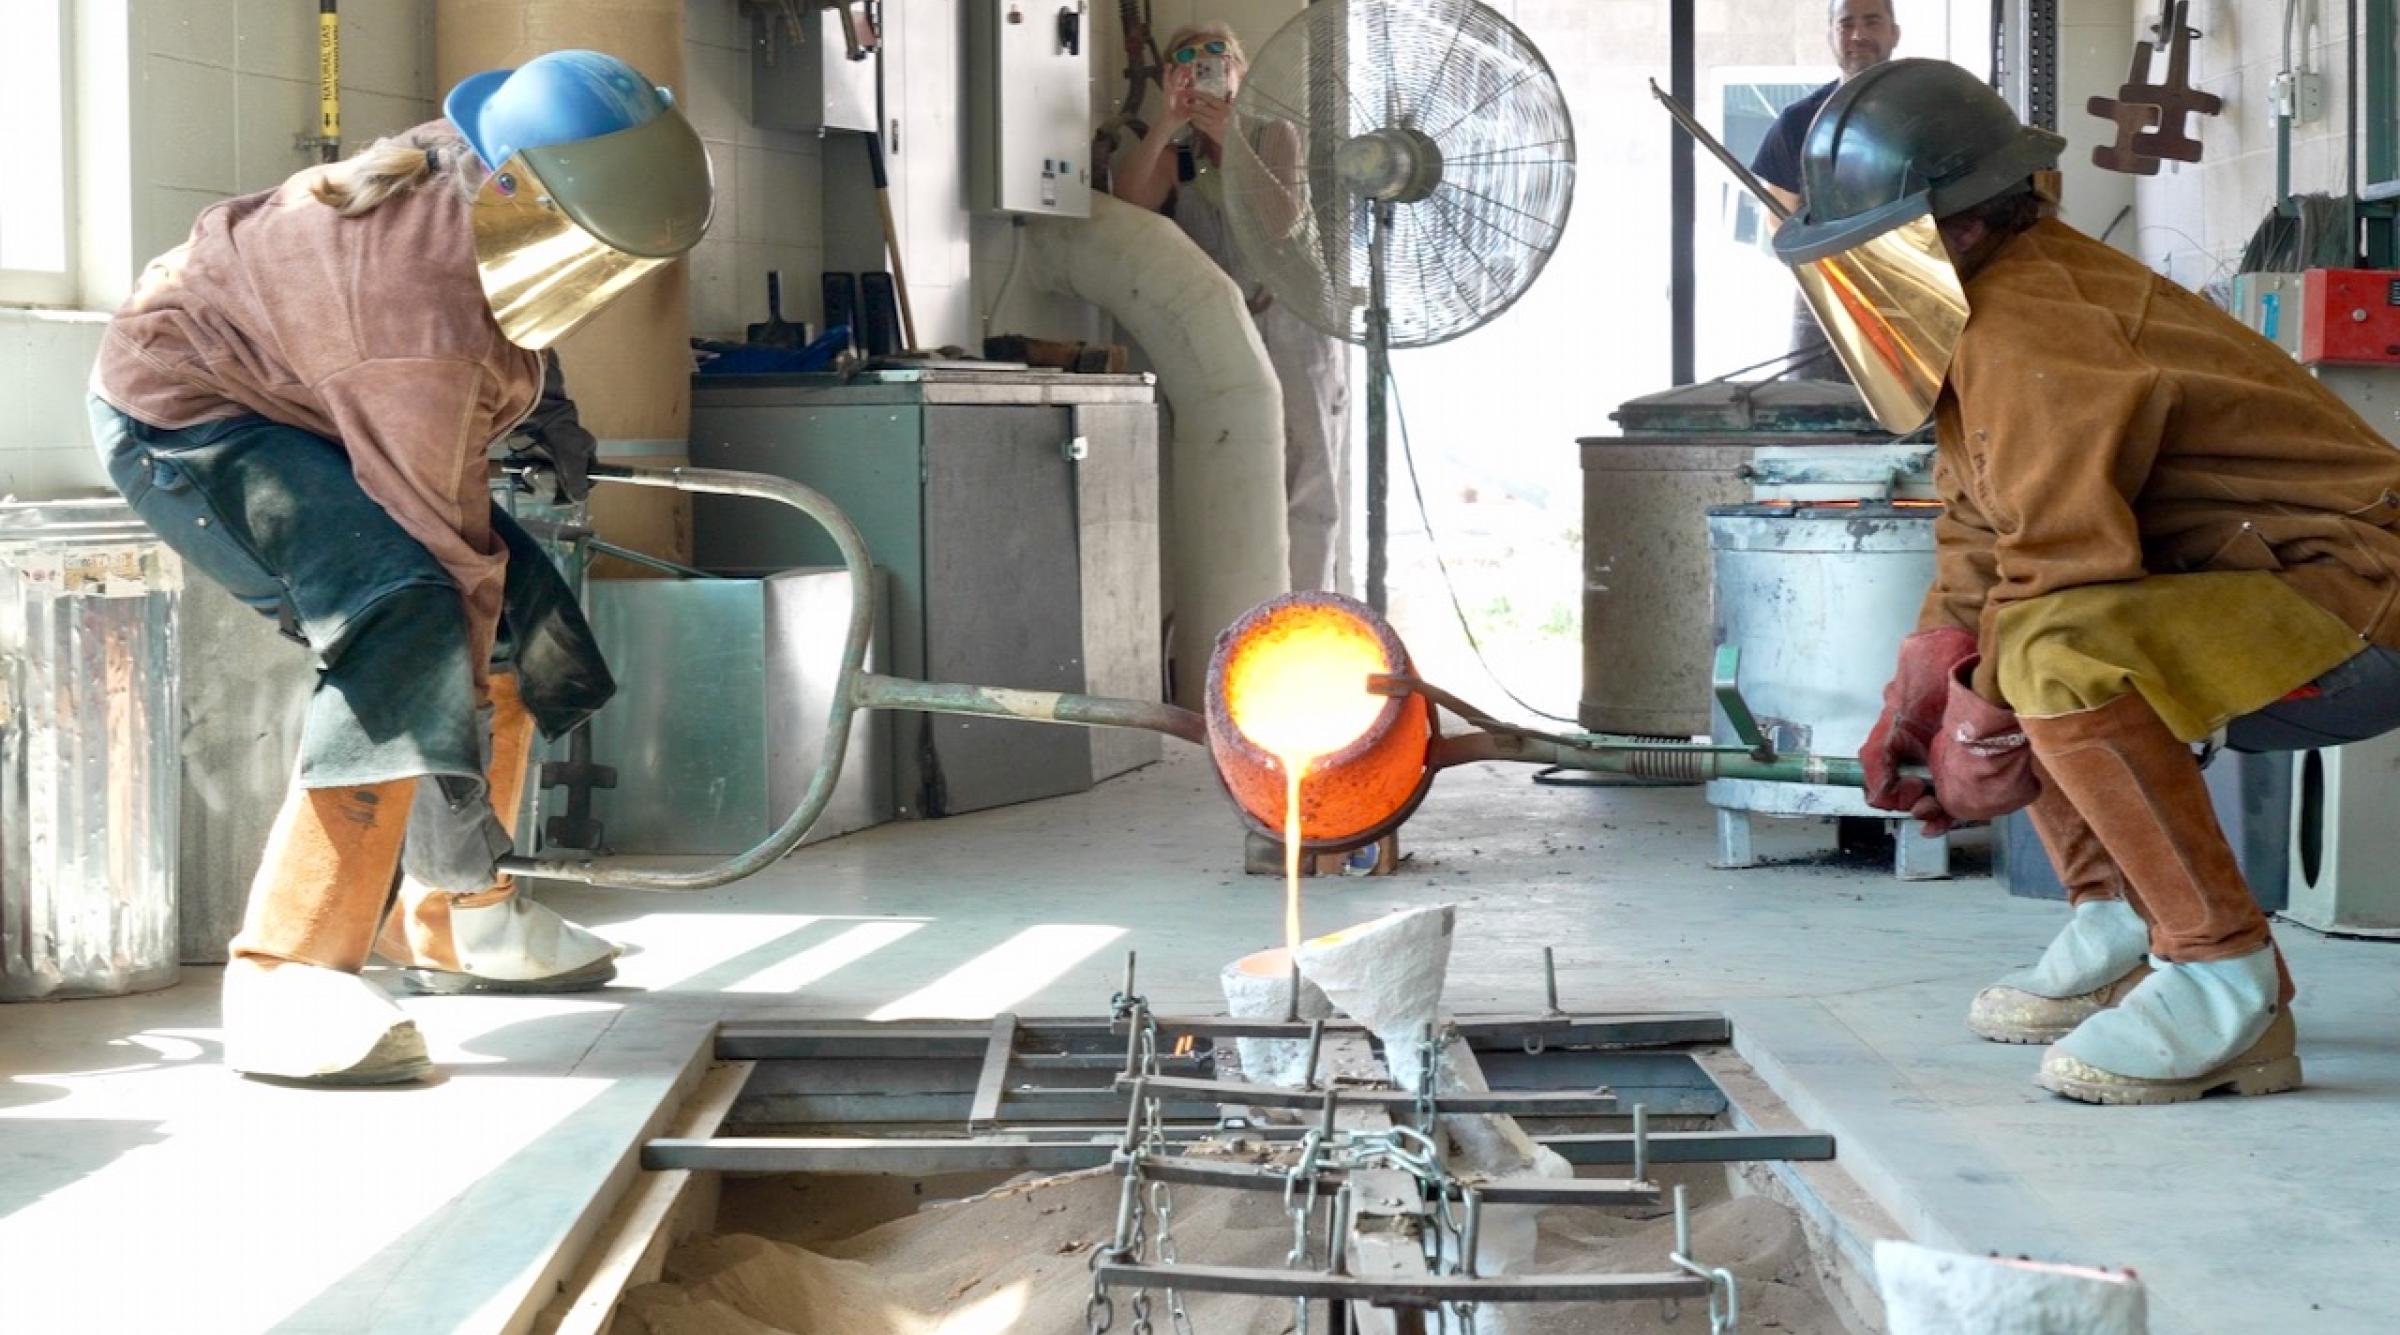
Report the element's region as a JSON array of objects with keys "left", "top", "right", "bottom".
[
  {"left": 225, "top": 779, "right": 430, "bottom": 1085},
  {"left": 222, "top": 958, "right": 431, "bottom": 1085},
  {"left": 2017, "top": 692, "right": 2301, "bottom": 1103},
  {"left": 375, "top": 673, "right": 617, "bottom": 994},
  {"left": 1967, "top": 898, "right": 2151, "bottom": 1044},
  {"left": 2036, "top": 946, "right": 2300, "bottom": 1104},
  {"left": 377, "top": 881, "right": 619, "bottom": 994}
]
